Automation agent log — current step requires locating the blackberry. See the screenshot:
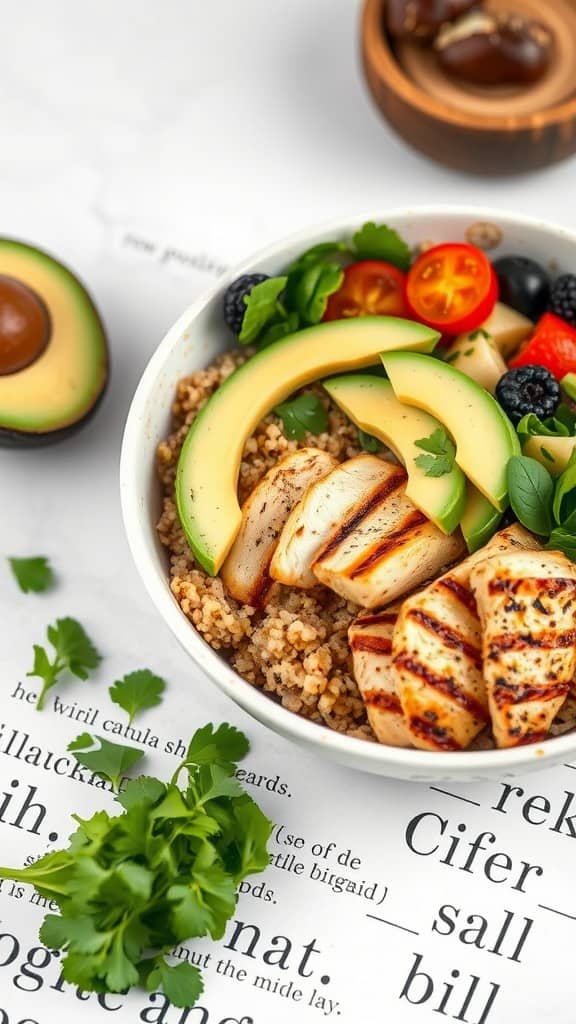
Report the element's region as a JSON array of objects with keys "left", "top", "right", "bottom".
[
  {"left": 550, "top": 274, "right": 576, "bottom": 327},
  {"left": 496, "top": 365, "right": 560, "bottom": 425},
  {"left": 223, "top": 273, "right": 269, "bottom": 335}
]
